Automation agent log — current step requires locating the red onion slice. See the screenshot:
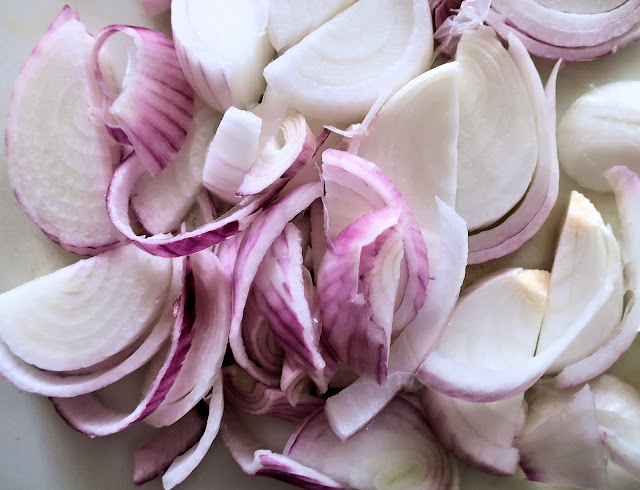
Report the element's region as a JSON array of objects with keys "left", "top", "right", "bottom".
[
  {"left": 133, "top": 405, "right": 207, "bottom": 485},
  {"left": 221, "top": 408, "right": 344, "bottom": 490},
  {"left": 50, "top": 256, "right": 196, "bottom": 437},
  {"left": 229, "top": 182, "right": 324, "bottom": 386},
  {"left": 253, "top": 223, "right": 326, "bottom": 383},
  {"left": 325, "top": 199, "right": 467, "bottom": 440},
  {"left": 107, "top": 156, "right": 278, "bottom": 257},
  {"left": 143, "top": 251, "right": 231, "bottom": 427},
  {"left": 281, "top": 356, "right": 316, "bottom": 407},
  {"left": 467, "top": 38, "right": 561, "bottom": 264},
  {"left": 518, "top": 384, "right": 609, "bottom": 488},
  {"left": 93, "top": 25, "right": 195, "bottom": 177},
  {"left": 223, "top": 364, "right": 324, "bottom": 422},
  {"left": 5, "top": 6, "right": 122, "bottom": 255}
]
